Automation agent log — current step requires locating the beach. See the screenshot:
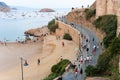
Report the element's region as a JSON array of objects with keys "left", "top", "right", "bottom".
[{"left": 0, "top": 35, "right": 78, "bottom": 80}]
